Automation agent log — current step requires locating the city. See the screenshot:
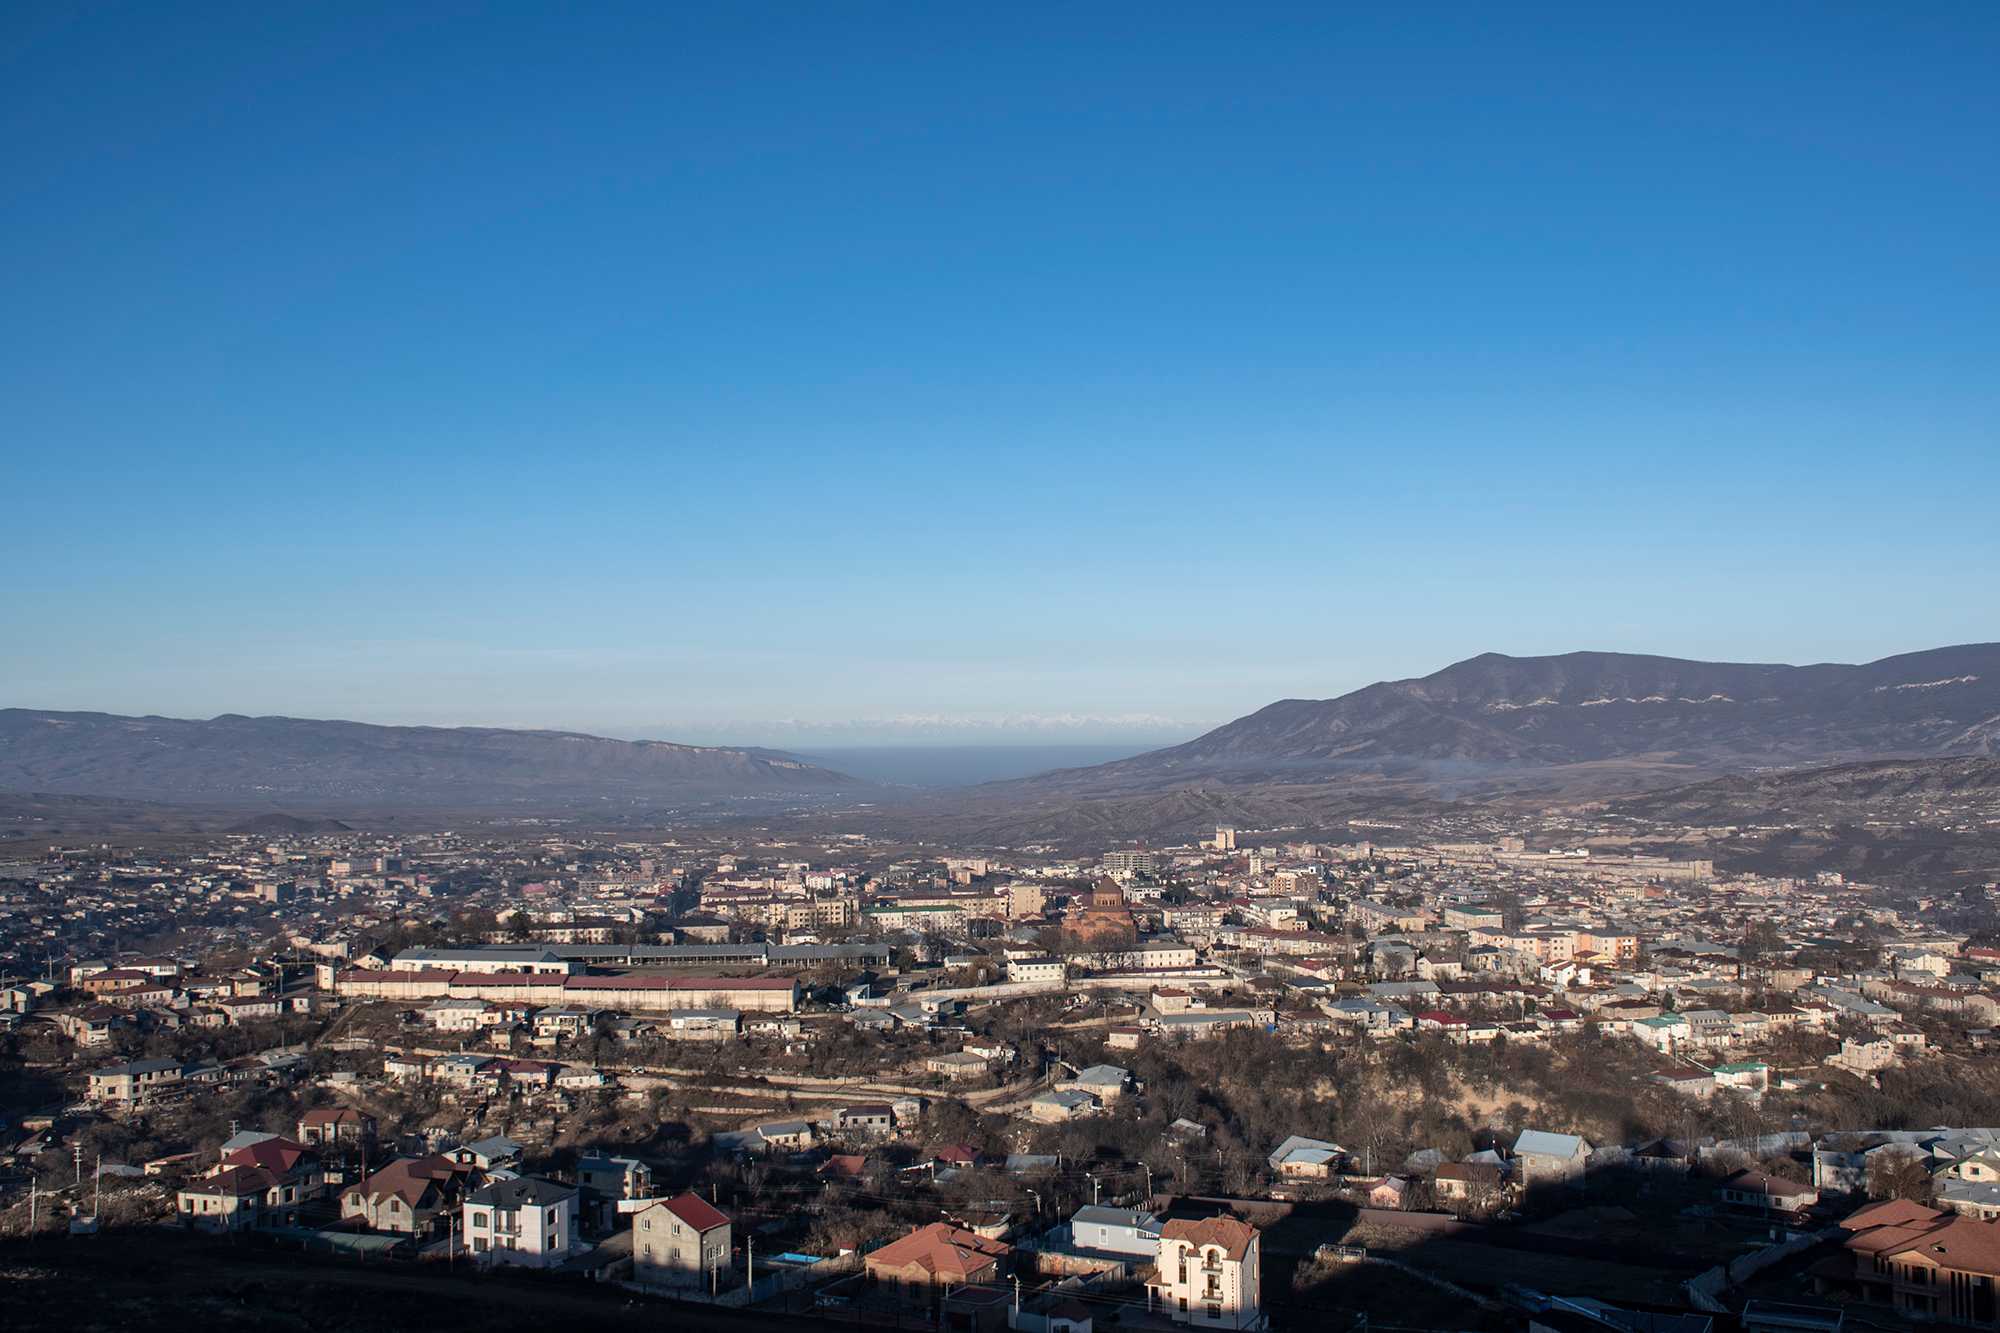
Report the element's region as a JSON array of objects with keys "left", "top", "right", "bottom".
[
  {"left": 5, "top": 3, "right": 1998, "bottom": 1330},
  {"left": 4, "top": 791, "right": 1999, "bottom": 1329}
]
